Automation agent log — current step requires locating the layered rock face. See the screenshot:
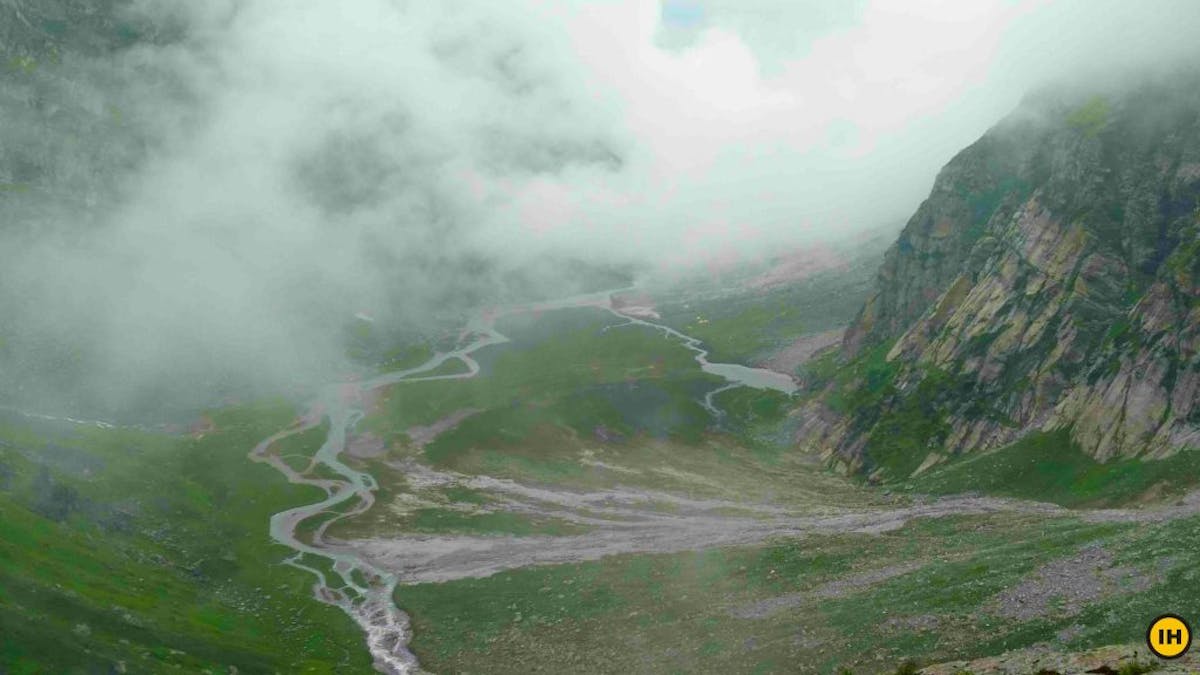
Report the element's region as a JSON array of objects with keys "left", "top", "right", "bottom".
[{"left": 801, "top": 75, "right": 1200, "bottom": 476}]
